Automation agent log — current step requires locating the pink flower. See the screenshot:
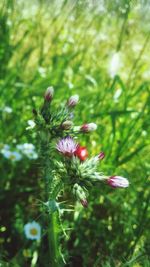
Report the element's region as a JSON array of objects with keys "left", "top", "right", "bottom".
[
  {"left": 56, "top": 137, "right": 78, "bottom": 157},
  {"left": 98, "top": 151, "right": 105, "bottom": 160},
  {"left": 44, "top": 87, "right": 54, "bottom": 101},
  {"left": 107, "top": 176, "right": 129, "bottom": 188},
  {"left": 67, "top": 95, "right": 79, "bottom": 107},
  {"left": 80, "top": 123, "right": 97, "bottom": 132}
]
